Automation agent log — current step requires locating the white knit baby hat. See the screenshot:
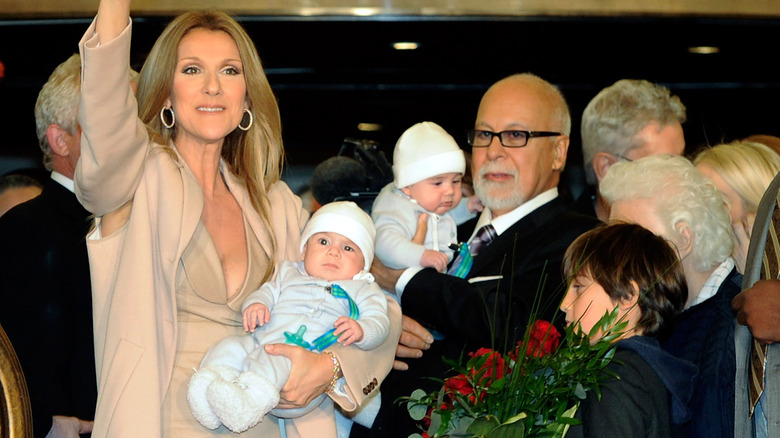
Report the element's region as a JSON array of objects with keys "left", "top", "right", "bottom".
[
  {"left": 392, "top": 121, "right": 466, "bottom": 188},
  {"left": 300, "top": 201, "right": 376, "bottom": 271}
]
